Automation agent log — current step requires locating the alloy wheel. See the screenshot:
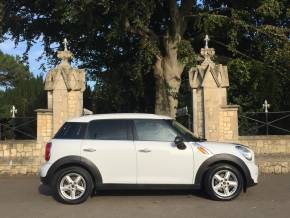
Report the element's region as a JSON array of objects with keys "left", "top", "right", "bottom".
[
  {"left": 211, "top": 170, "right": 239, "bottom": 198},
  {"left": 59, "top": 173, "right": 87, "bottom": 200}
]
